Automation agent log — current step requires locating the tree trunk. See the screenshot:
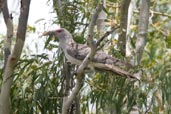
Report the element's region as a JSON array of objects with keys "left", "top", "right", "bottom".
[
  {"left": 0, "top": 0, "right": 31, "bottom": 114},
  {"left": 118, "top": 0, "right": 131, "bottom": 56},
  {"left": 2, "top": 0, "right": 13, "bottom": 70}
]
